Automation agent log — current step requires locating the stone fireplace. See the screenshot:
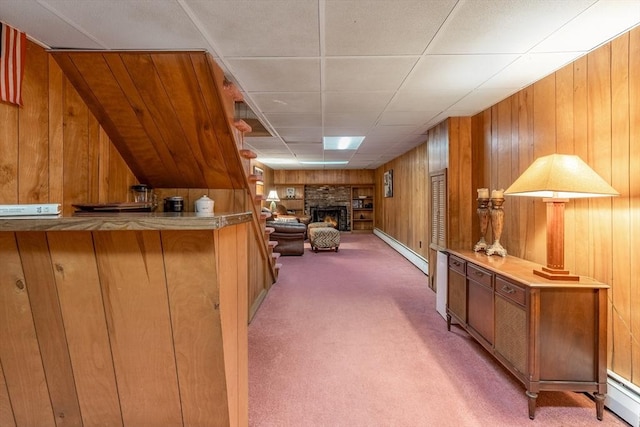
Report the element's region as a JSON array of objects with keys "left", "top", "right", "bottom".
[{"left": 305, "top": 185, "right": 351, "bottom": 231}]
